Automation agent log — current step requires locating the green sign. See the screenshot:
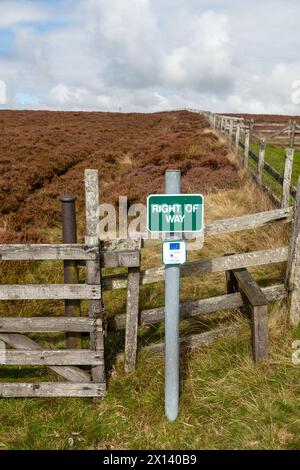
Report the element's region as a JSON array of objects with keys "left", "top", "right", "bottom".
[{"left": 147, "top": 194, "right": 204, "bottom": 233}]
